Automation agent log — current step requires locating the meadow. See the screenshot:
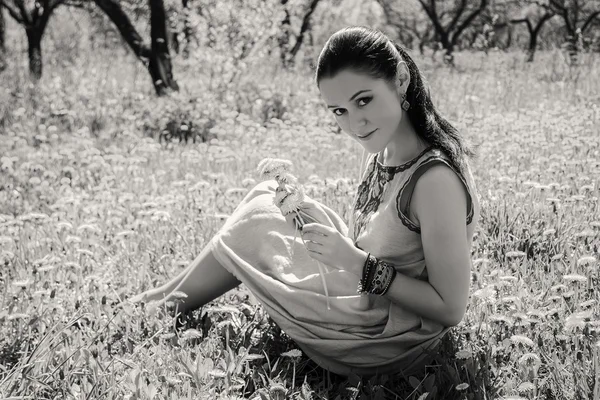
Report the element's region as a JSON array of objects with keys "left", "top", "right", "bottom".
[{"left": 1, "top": 36, "right": 600, "bottom": 399}]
